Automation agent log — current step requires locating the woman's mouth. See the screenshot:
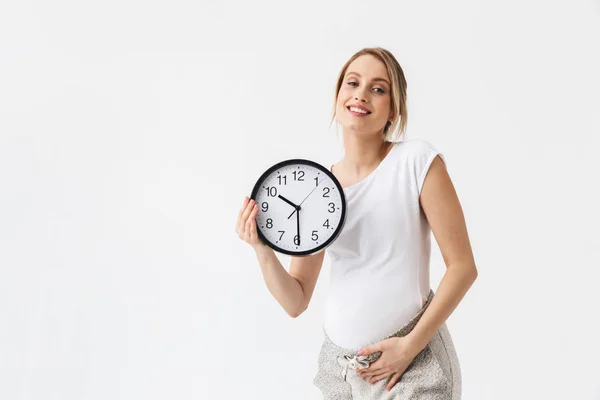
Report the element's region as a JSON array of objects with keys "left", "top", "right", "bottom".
[{"left": 347, "top": 106, "right": 371, "bottom": 117}]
